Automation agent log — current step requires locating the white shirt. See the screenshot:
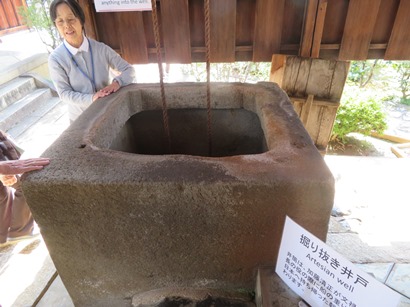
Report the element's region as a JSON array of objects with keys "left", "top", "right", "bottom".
[{"left": 63, "top": 35, "right": 90, "bottom": 55}]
